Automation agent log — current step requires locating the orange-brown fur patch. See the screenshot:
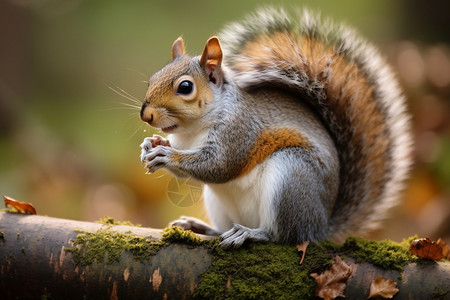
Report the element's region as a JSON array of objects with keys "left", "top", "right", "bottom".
[
  {"left": 171, "top": 151, "right": 182, "bottom": 164},
  {"left": 239, "top": 128, "right": 310, "bottom": 177}
]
